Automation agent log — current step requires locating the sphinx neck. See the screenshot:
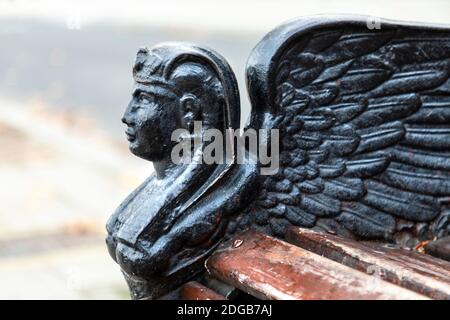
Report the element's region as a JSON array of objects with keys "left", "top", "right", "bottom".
[{"left": 153, "top": 157, "right": 179, "bottom": 180}]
